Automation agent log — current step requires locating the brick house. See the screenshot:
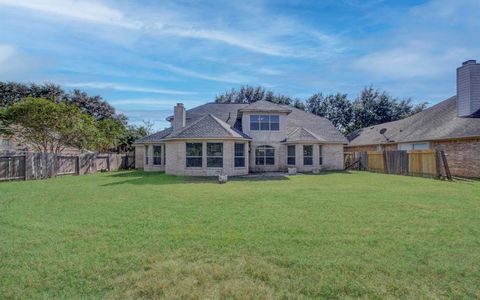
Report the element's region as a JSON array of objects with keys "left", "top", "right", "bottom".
[
  {"left": 134, "top": 100, "right": 347, "bottom": 176},
  {"left": 346, "top": 60, "right": 480, "bottom": 178}
]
